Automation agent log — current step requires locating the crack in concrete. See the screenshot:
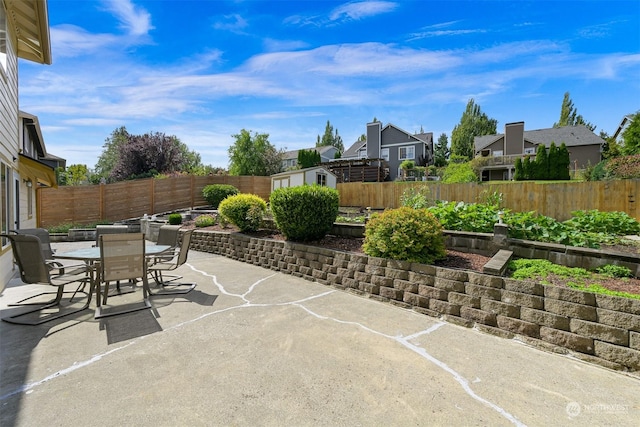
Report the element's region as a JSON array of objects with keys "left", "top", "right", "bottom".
[{"left": 1, "top": 263, "right": 526, "bottom": 426}]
